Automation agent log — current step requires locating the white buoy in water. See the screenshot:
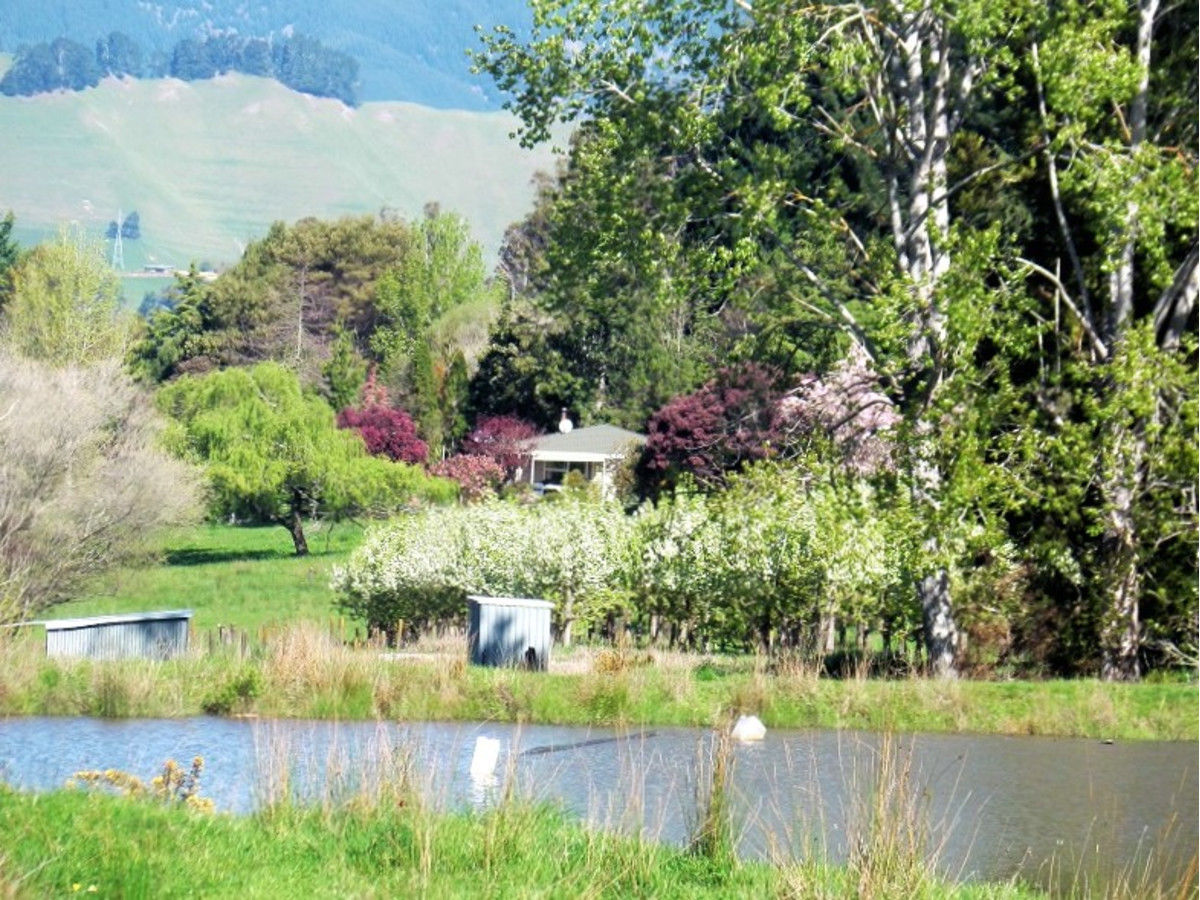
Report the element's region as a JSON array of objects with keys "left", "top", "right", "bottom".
[
  {"left": 731, "top": 715, "right": 766, "bottom": 742},
  {"left": 470, "top": 736, "right": 501, "bottom": 780}
]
